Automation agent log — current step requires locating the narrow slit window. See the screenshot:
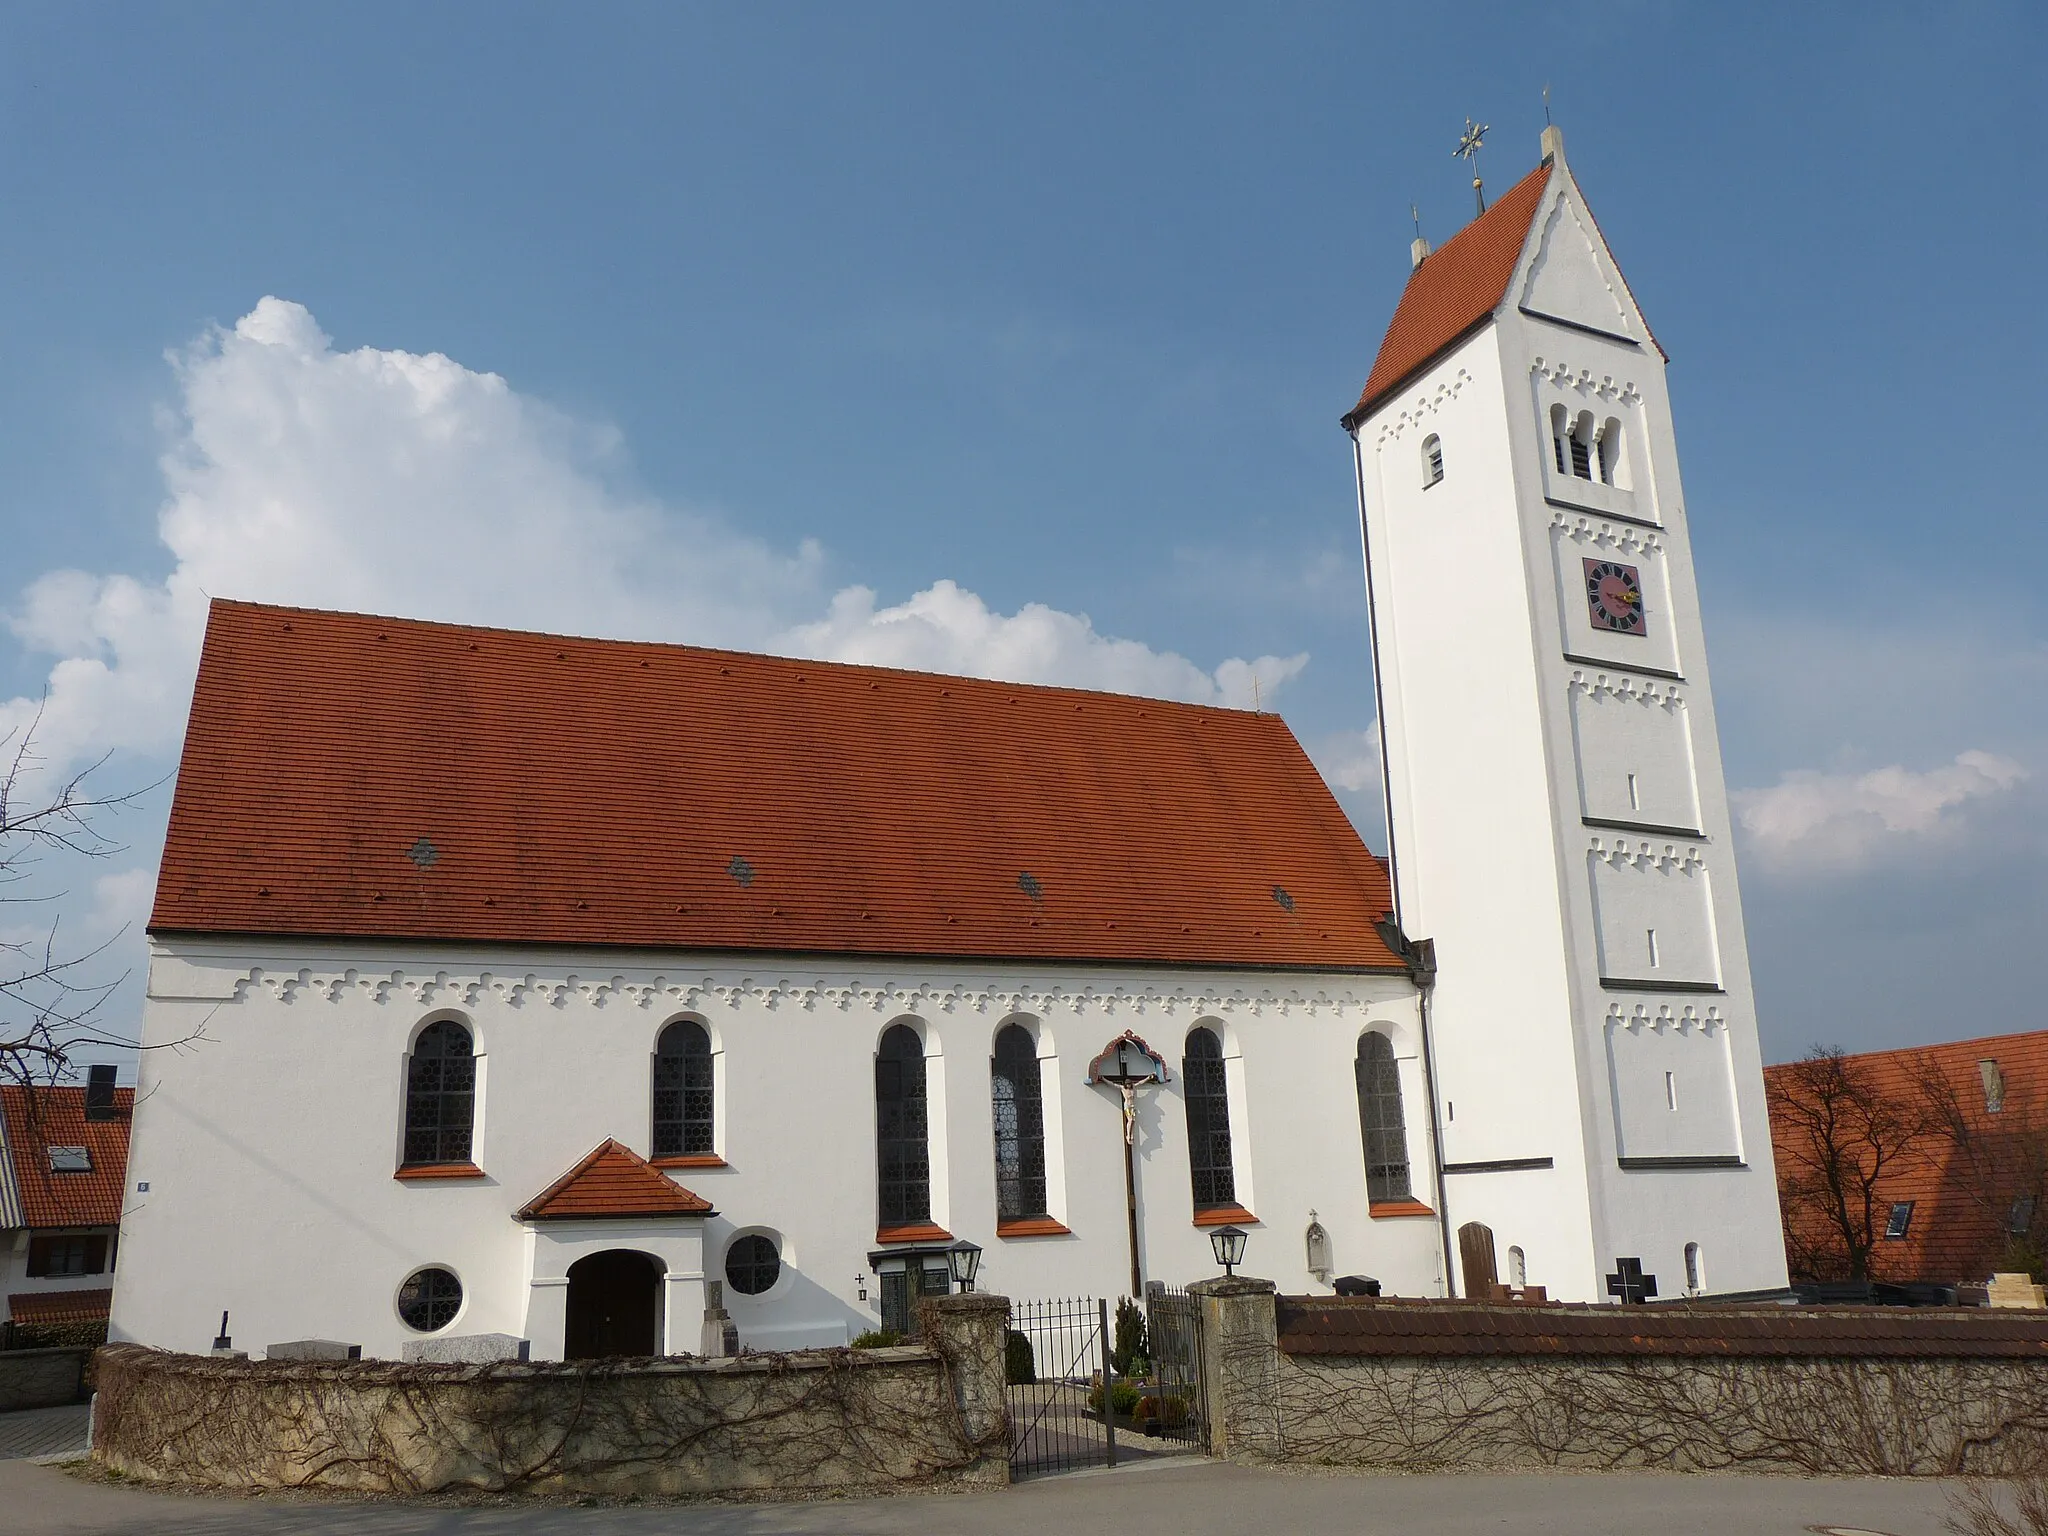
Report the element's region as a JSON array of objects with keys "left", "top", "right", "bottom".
[
  {"left": 990, "top": 1023, "right": 1049, "bottom": 1221},
  {"left": 1664, "top": 1071, "right": 1677, "bottom": 1111},
  {"left": 1355, "top": 1032, "right": 1412, "bottom": 1203},
  {"left": 1550, "top": 404, "right": 1569, "bottom": 475},
  {"left": 2011, "top": 1195, "right": 2037, "bottom": 1235},
  {"left": 1570, "top": 413, "right": 1595, "bottom": 480},
  {"left": 1421, "top": 433, "right": 1444, "bottom": 488},
  {"left": 1646, "top": 928, "right": 1659, "bottom": 968},
  {"left": 875, "top": 1023, "right": 932, "bottom": 1226},
  {"left": 1597, "top": 417, "right": 1624, "bottom": 486},
  {"left": 1182, "top": 1026, "right": 1237, "bottom": 1211},
  {"left": 1626, "top": 772, "right": 1640, "bottom": 811}
]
